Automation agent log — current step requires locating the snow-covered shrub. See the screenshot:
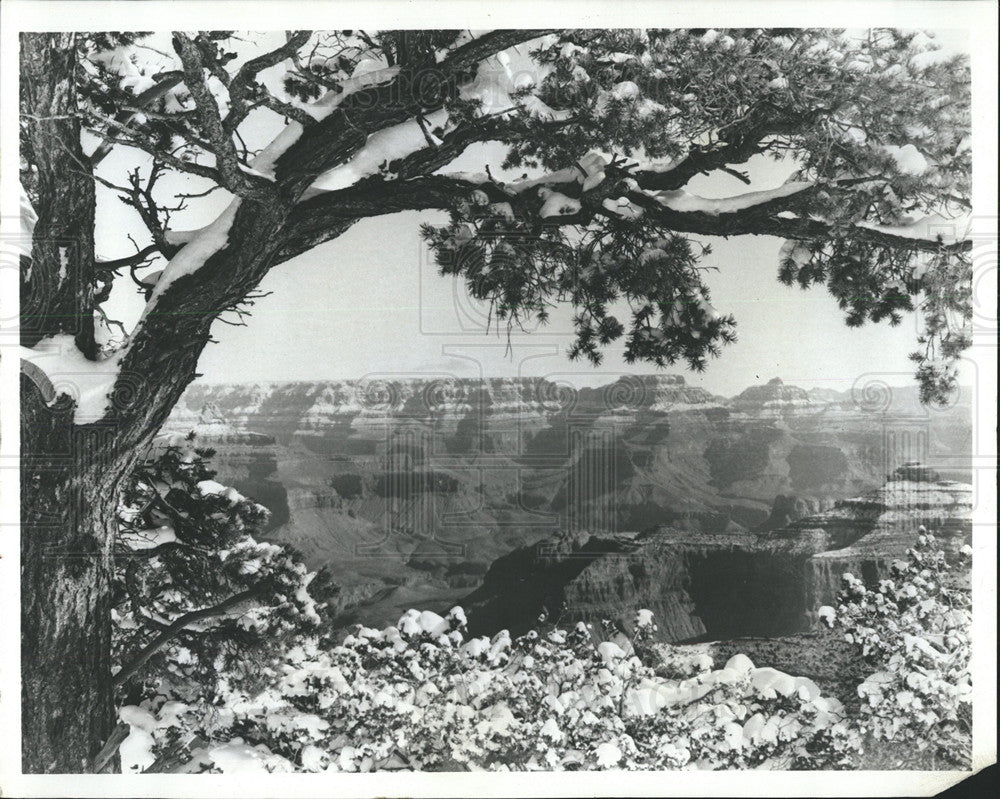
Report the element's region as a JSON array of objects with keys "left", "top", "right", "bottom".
[
  {"left": 821, "top": 529, "right": 972, "bottom": 768},
  {"left": 113, "top": 436, "right": 323, "bottom": 705},
  {"left": 124, "top": 607, "right": 860, "bottom": 772}
]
